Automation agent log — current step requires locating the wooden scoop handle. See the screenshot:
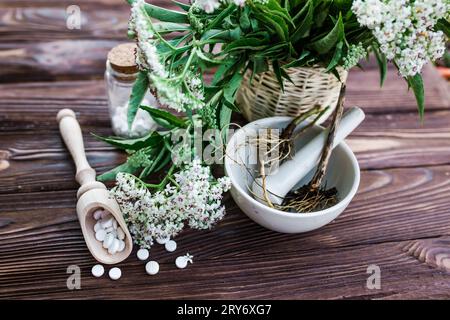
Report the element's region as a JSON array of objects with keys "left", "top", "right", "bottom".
[{"left": 57, "top": 109, "right": 102, "bottom": 194}]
